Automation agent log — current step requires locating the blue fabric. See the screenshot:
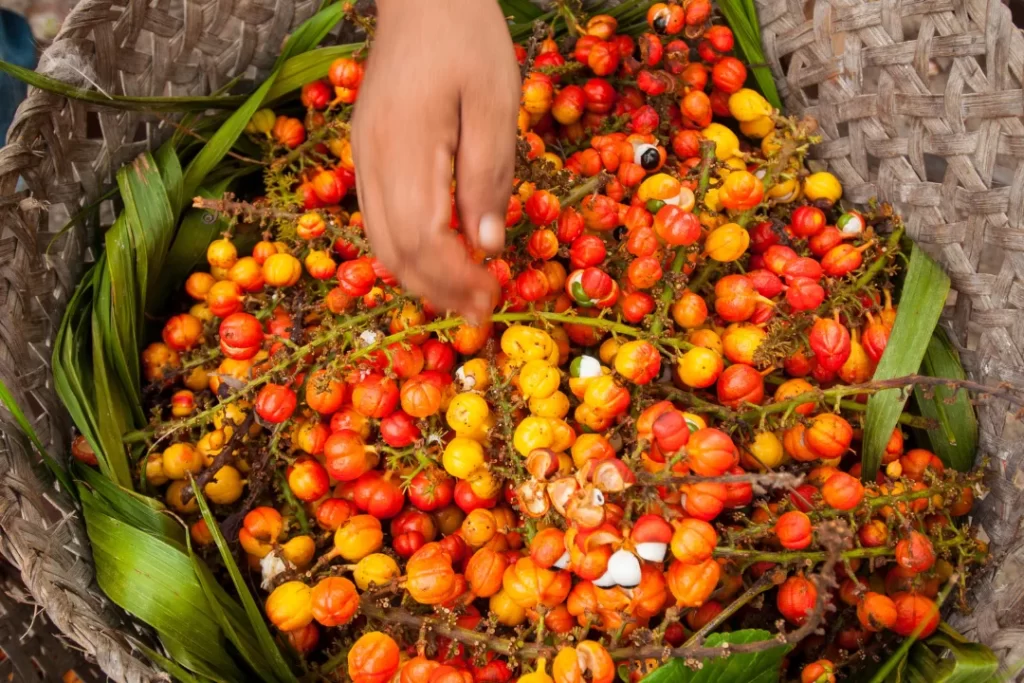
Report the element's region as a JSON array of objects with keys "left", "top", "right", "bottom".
[{"left": 0, "top": 10, "right": 37, "bottom": 144}]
